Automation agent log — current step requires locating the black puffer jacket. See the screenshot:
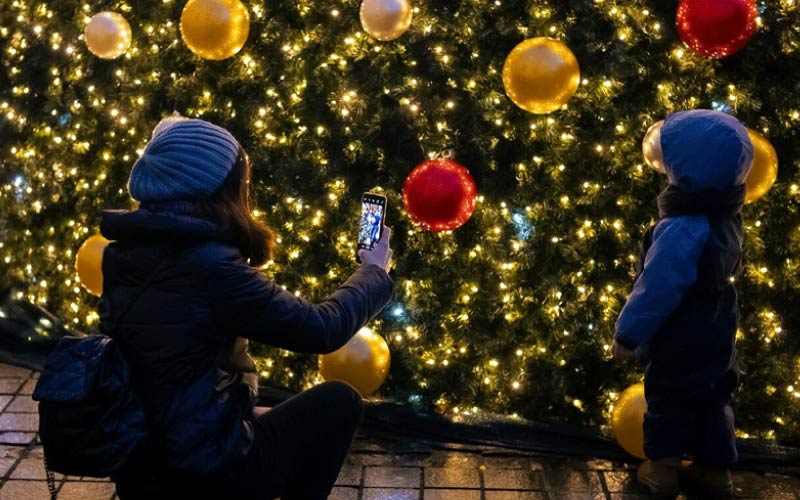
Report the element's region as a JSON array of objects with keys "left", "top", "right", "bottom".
[{"left": 98, "top": 201, "right": 393, "bottom": 475}]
